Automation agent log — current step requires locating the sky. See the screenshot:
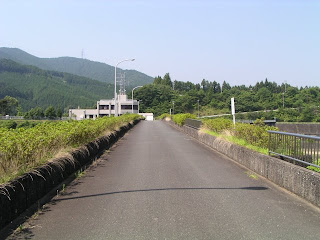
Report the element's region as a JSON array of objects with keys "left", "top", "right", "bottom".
[{"left": 1, "top": 0, "right": 319, "bottom": 87}]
